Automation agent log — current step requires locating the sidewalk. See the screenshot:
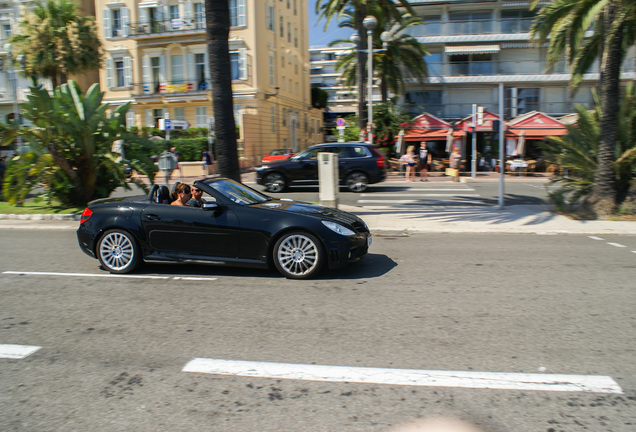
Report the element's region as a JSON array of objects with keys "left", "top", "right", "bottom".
[{"left": 1, "top": 171, "right": 634, "bottom": 235}]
